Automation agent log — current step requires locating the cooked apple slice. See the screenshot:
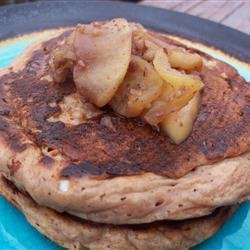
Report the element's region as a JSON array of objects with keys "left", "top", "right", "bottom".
[
  {"left": 161, "top": 92, "right": 201, "bottom": 144},
  {"left": 110, "top": 55, "right": 163, "bottom": 117},
  {"left": 50, "top": 32, "right": 75, "bottom": 83},
  {"left": 153, "top": 49, "right": 204, "bottom": 90},
  {"left": 168, "top": 50, "right": 203, "bottom": 72},
  {"left": 144, "top": 49, "right": 203, "bottom": 125},
  {"left": 73, "top": 19, "right": 132, "bottom": 107},
  {"left": 144, "top": 84, "right": 197, "bottom": 126},
  {"left": 142, "top": 39, "right": 160, "bottom": 62}
]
